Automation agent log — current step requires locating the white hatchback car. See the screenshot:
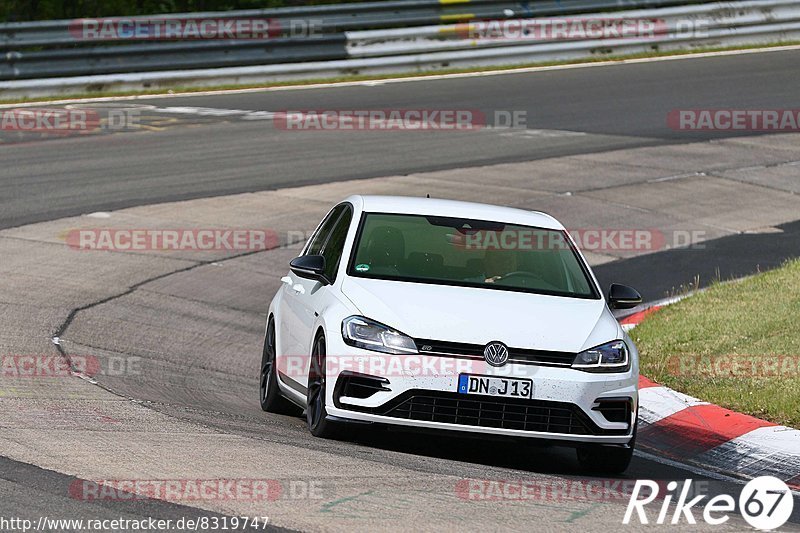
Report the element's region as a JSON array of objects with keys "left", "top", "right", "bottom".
[{"left": 261, "top": 195, "right": 642, "bottom": 473}]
